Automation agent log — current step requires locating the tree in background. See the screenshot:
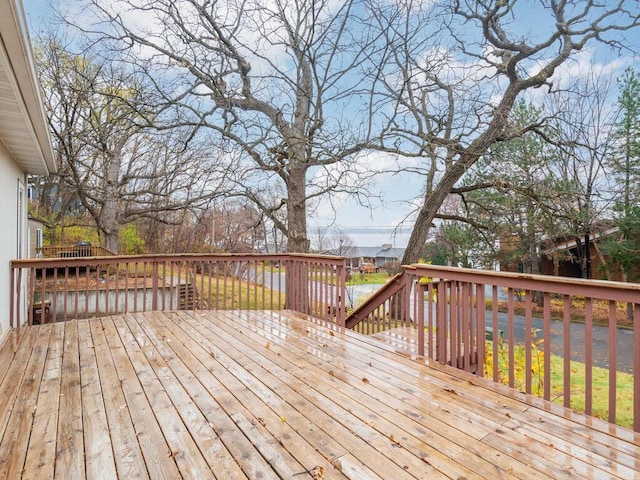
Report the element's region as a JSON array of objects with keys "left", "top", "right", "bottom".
[
  {"left": 433, "top": 222, "right": 480, "bottom": 268},
  {"left": 368, "top": 0, "right": 640, "bottom": 265},
  {"left": 437, "top": 101, "right": 562, "bottom": 274},
  {"left": 329, "top": 233, "right": 357, "bottom": 258},
  {"left": 544, "top": 69, "right": 617, "bottom": 279},
  {"left": 602, "top": 68, "right": 640, "bottom": 284},
  {"left": 145, "top": 202, "right": 265, "bottom": 254},
  {"left": 34, "top": 36, "right": 224, "bottom": 252},
  {"left": 79, "top": 0, "right": 382, "bottom": 253}
]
